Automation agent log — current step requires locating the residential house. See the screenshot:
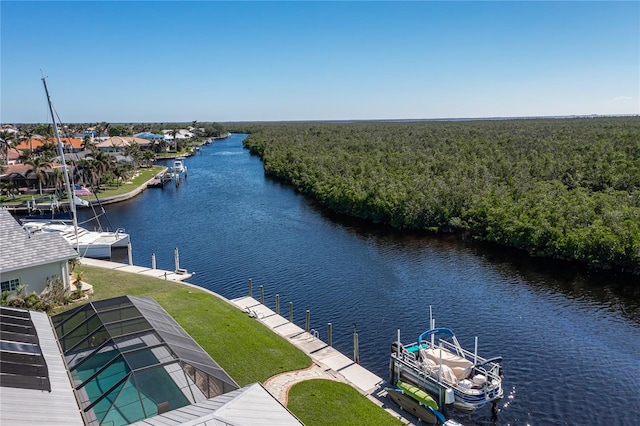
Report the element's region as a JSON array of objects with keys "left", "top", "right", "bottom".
[
  {"left": 95, "top": 136, "right": 153, "bottom": 153},
  {"left": 0, "top": 295, "right": 304, "bottom": 426},
  {"left": 3, "top": 145, "right": 22, "bottom": 165},
  {"left": 14, "top": 137, "right": 84, "bottom": 154},
  {"left": 0, "top": 209, "right": 78, "bottom": 294},
  {"left": 0, "top": 162, "right": 67, "bottom": 193},
  {"left": 162, "top": 129, "right": 194, "bottom": 140}
]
